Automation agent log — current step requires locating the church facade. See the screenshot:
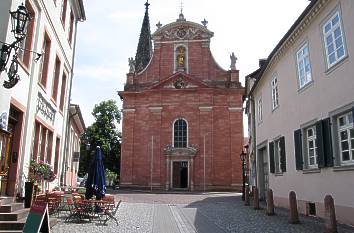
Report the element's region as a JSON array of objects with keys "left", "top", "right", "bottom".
[{"left": 118, "top": 3, "right": 244, "bottom": 191}]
